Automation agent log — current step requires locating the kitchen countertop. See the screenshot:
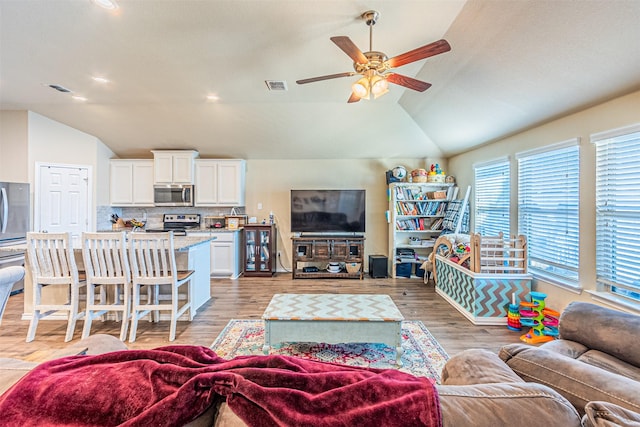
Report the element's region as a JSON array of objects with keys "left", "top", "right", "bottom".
[
  {"left": 0, "top": 234, "right": 216, "bottom": 253},
  {"left": 186, "top": 227, "right": 243, "bottom": 233}
]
